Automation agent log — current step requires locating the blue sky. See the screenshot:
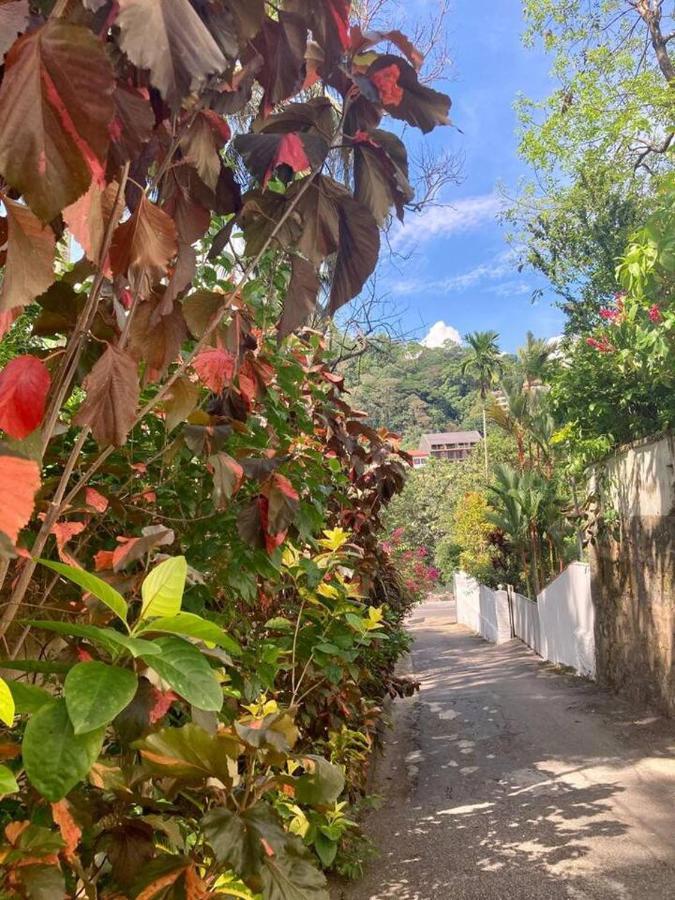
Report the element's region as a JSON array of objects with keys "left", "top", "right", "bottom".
[{"left": 376, "top": 0, "right": 566, "bottom": 353}]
